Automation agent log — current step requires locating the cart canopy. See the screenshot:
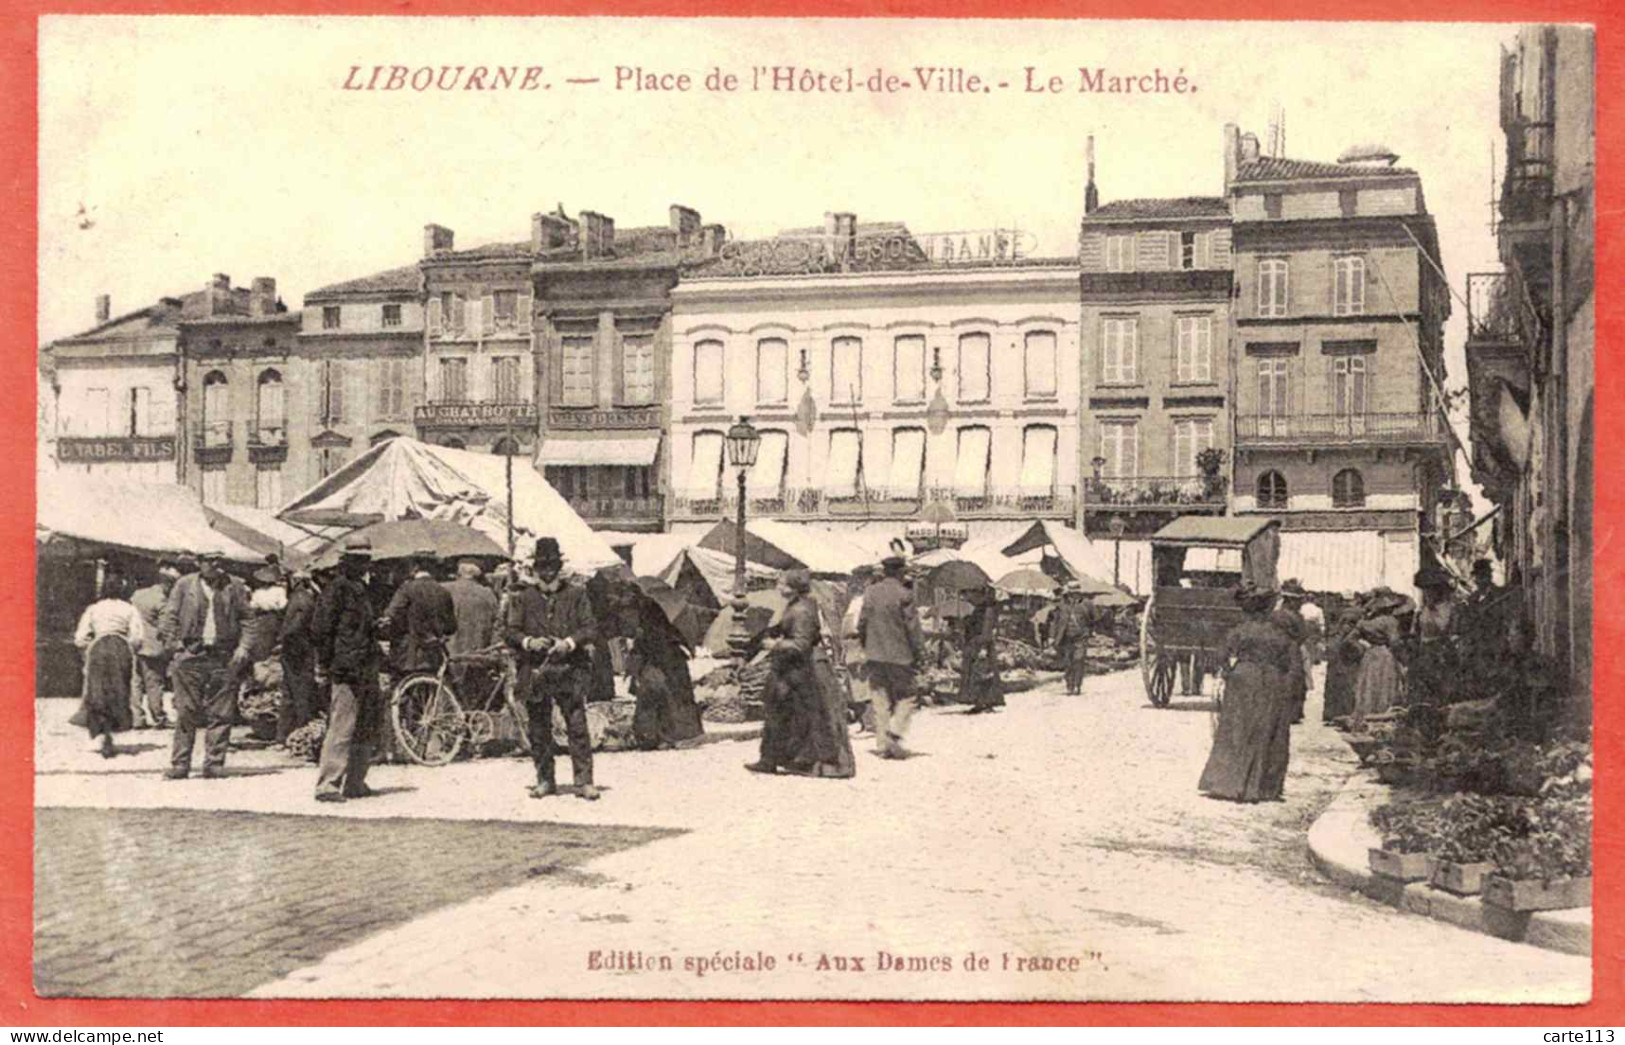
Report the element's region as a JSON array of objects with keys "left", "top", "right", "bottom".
[
  {"left": 1148, "top": 516, "right": 1279, "bottom": 549},
  {"left": 1149, "top": 517, "right": 1280, "bottom": 591}
]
